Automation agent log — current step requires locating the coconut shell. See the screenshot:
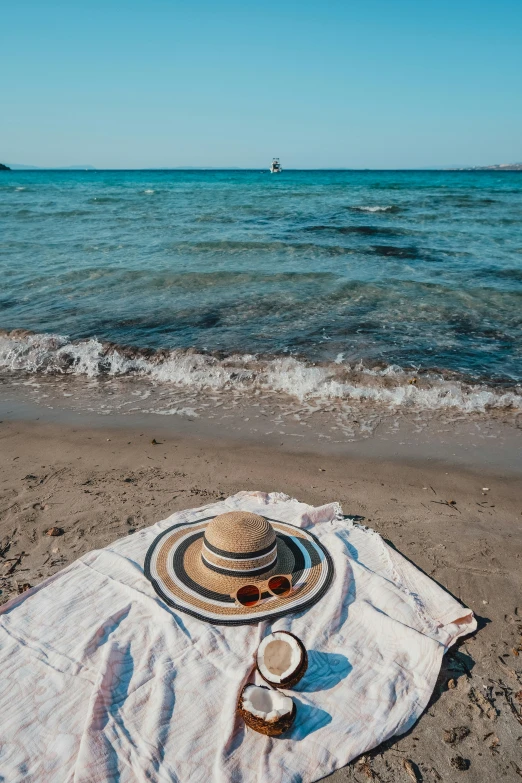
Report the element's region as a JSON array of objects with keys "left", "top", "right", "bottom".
[
  {"left": 256, "top": 631, "right": 308, "bottom": 689},
  {"left": 237, "top": 685, "right": 296, "bottom": 737}
]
